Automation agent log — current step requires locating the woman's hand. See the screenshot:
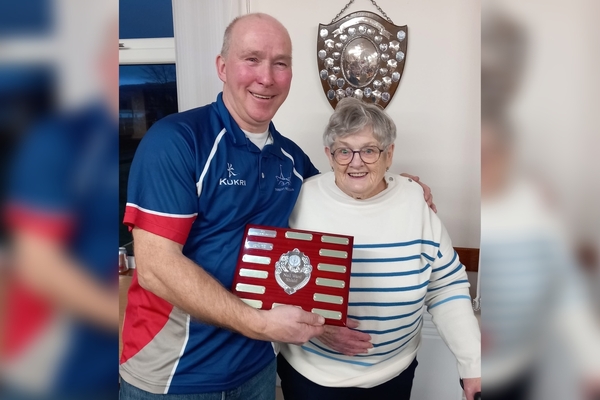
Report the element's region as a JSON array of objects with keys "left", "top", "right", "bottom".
[
  {"left": 400, "top": 173, "right": 437, "bottom": 213},
  {"left": 317, "top": 319, "right": 372, "bottom": 356},
  {"left": 462, "top": 377, "right": 481, "bottom": 400}
]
